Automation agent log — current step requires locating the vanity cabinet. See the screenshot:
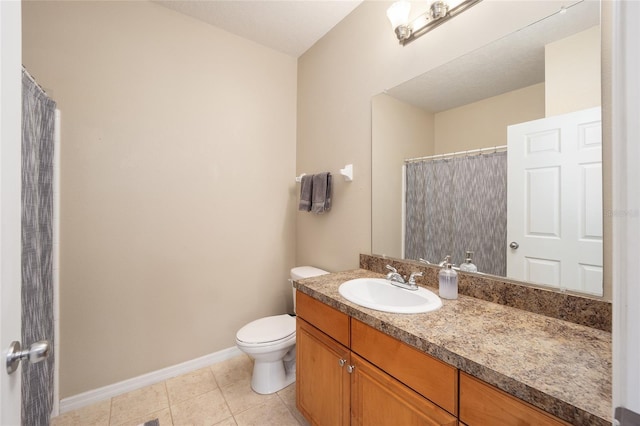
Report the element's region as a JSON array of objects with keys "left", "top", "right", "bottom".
[
  {"left": 297, "top": 318, "right": 350, "bottom": 426},
  {"left": 351, "top": 353, "right": 457, "bottom": 426},
  {"left": 351, "top": 319, "right": 457, "bottom": 415},
  {"left": 459, "top": 372, "right": 570, "bottom": 426},
  {"left": 296, "top": 291, "right": 351, "bottom": 425},
  {"left": 294, "top": 271, "right": 609, "bottom": 426},
  {"left": 296, "top": 291, "right": 456, "bottom": 426}
]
